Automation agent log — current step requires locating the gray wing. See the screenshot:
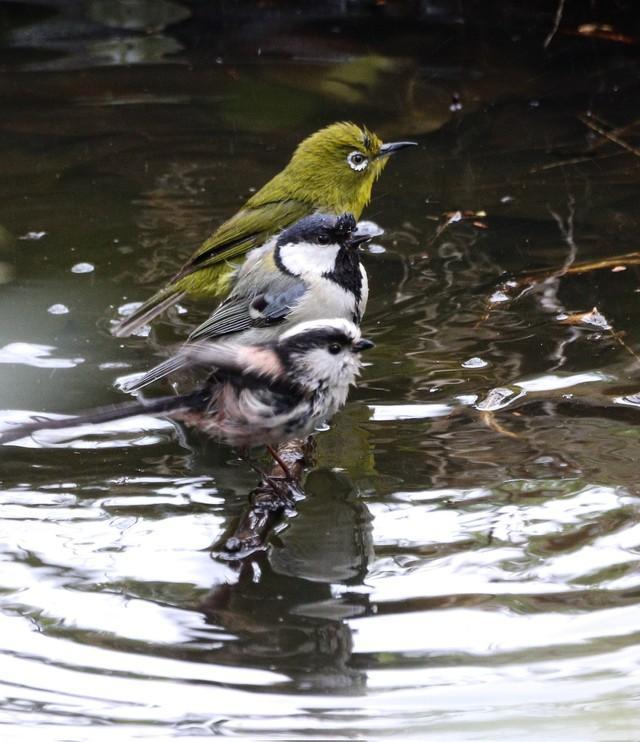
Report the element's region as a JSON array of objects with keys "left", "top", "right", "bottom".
[
  {"left": 123, "top": 272, "right": 307, "bottom": 393},
  {"left": 188, "top": 273, "right": 307, "bottom": 342}
]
